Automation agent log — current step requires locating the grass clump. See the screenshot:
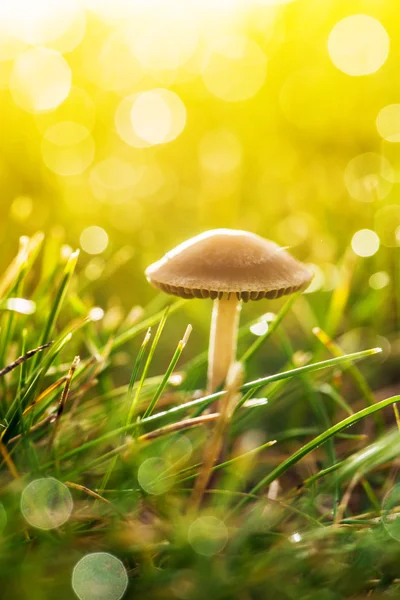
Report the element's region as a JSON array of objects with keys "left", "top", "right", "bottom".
[{"left": 0, "top": 233, "right": 398, "bottom": 600}]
